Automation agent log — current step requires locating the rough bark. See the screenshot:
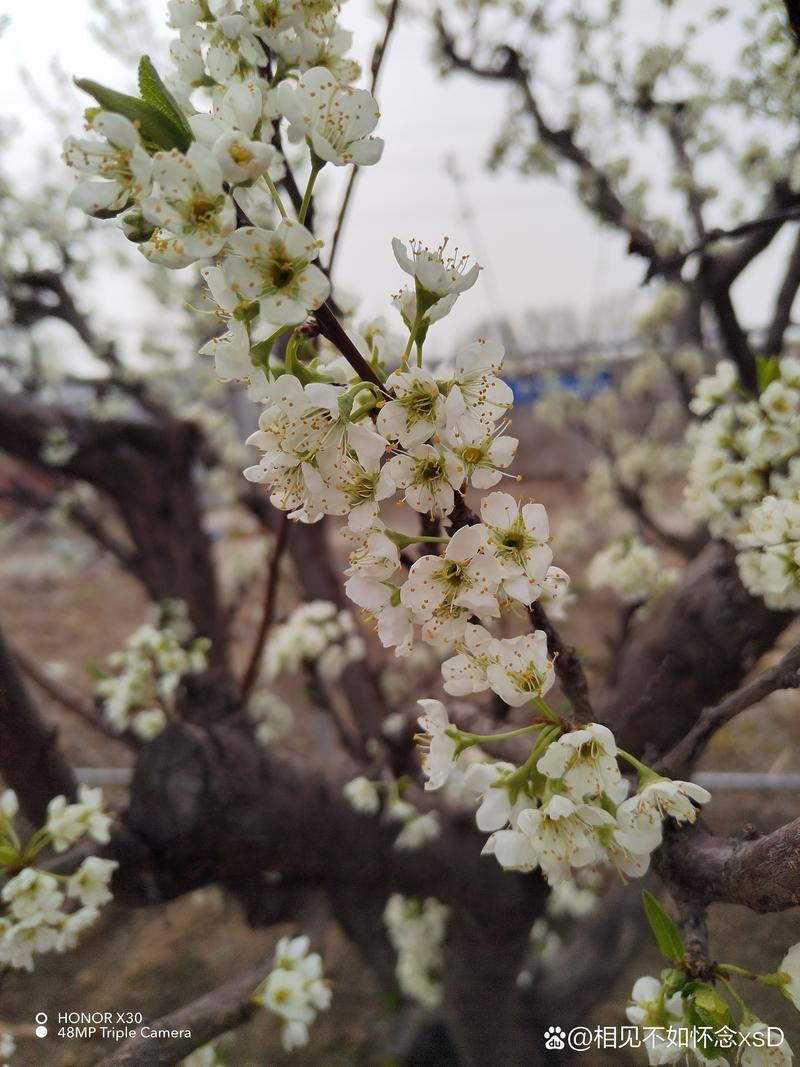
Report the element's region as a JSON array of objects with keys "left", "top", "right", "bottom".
[
  {"left": 0, "top": 626, "right": 78, "bottom": 824},
  {"left": 597, "top": 540, "right": 791, "bottom": 758},
  {"left": 656, "top": 818, "right": 800, "bottom": 911},
  {"left": 0, "top": 390, "right": 228, "bottom": 664}
]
